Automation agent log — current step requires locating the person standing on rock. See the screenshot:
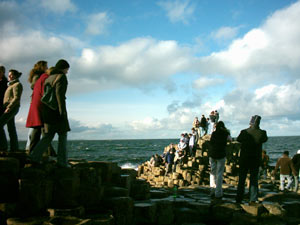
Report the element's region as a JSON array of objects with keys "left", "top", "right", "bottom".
[
  {"left": 165, "top": 148, "right": 175, "bottom": 175},
  {"left": 200, "top": 115, "right": 207, "bottom": 137},
  {"left": 272, "top": 151, "right": 297, "bottom": 191},
  {"left": 0, "top": 69, "right": 23, "bottom": 151},
  {"left": 30, "top": 59, "right": 71, "bottom": 167},
  {"left": 236, "top": 115, "right": 268, "bottom": 204},
  {"left": 292, "top": 150, "right": 300, "bottom": 192},
  {"left": 193, "top": 117, "right": 200, "bottom": 137},
  {"left": 209, "top": 121, "right": 231, "bottom": 200},
  {"left": 209, "top": 111, "right": 216, "bottom": 133}
]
